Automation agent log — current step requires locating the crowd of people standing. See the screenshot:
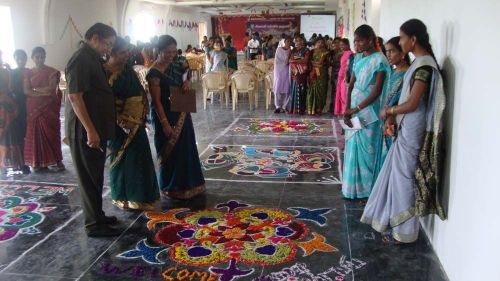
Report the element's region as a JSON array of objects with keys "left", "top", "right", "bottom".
[{"left": 0, "top": 18, "right": 446, "bottom": 243}]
